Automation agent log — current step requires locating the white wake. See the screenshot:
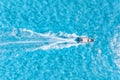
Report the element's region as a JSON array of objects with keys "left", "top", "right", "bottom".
[{"left": 0, "top": 28, "right": 79, "bottom": 52}]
